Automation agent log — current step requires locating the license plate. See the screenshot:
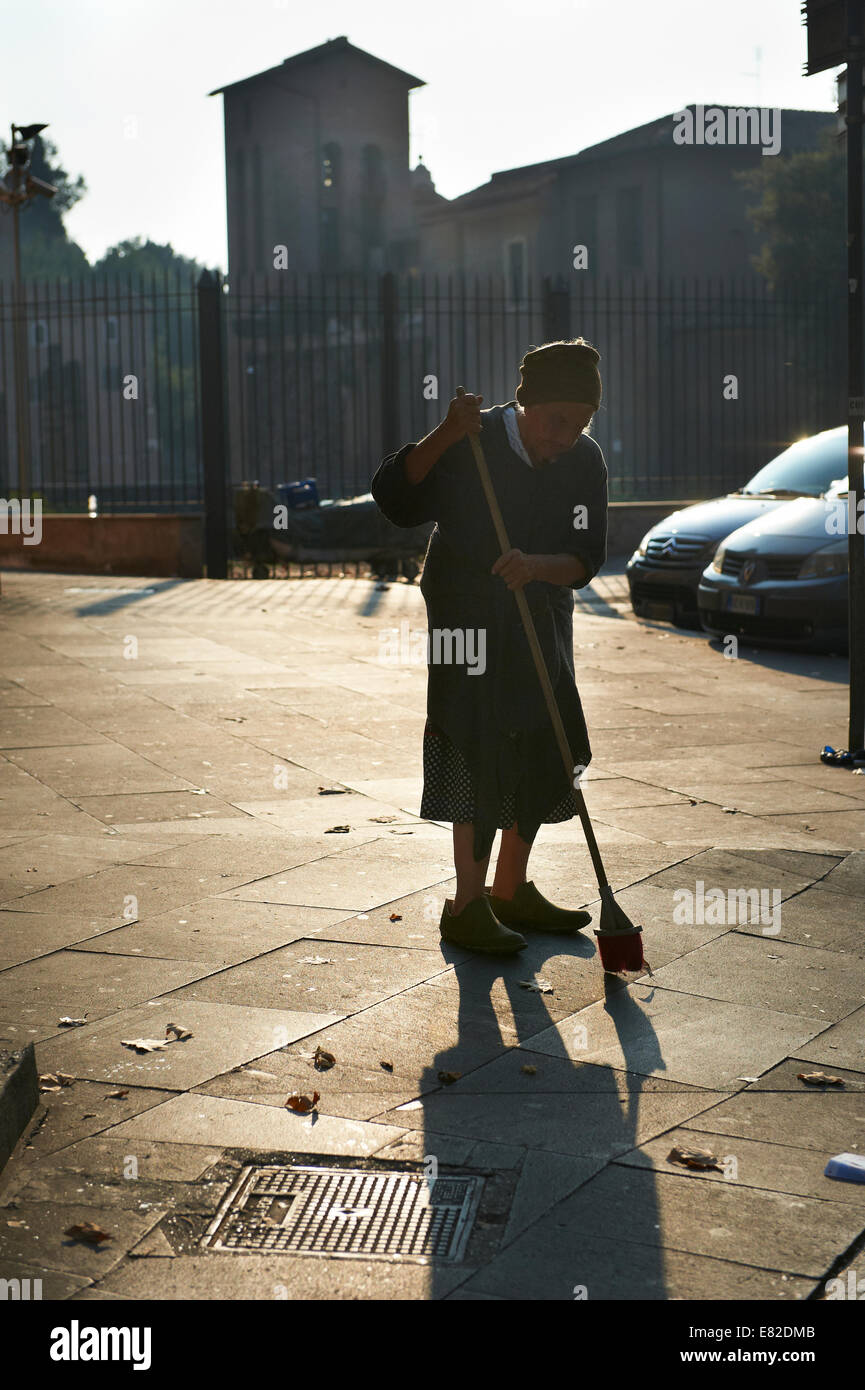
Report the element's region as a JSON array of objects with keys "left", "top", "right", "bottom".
[
  {"left": 643, "top": 601, "right": 674, "bottom": 621},
  {"left": 724, "top": 593, "right": 759, "bottom": 615}
]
